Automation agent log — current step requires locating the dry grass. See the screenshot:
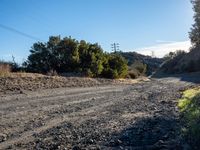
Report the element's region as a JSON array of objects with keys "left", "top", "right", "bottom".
[
  {"left": 2, "top": 72, "right": 45, "bottom": 78},
  {"left": 0, "top": 63, "right": 11, "bottom": 77},
  {"left": 0, "top": 72, "right": 147, "bottom": 95}
]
